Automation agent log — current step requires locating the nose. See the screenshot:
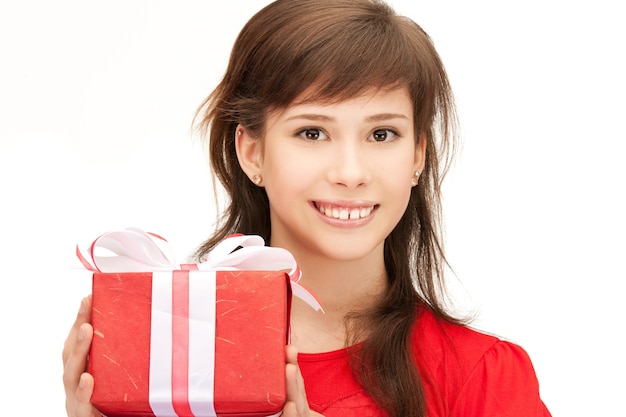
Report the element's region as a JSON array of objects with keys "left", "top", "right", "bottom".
[{"left": 327, "top": 141, "right": 370, "bottom": 189}]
